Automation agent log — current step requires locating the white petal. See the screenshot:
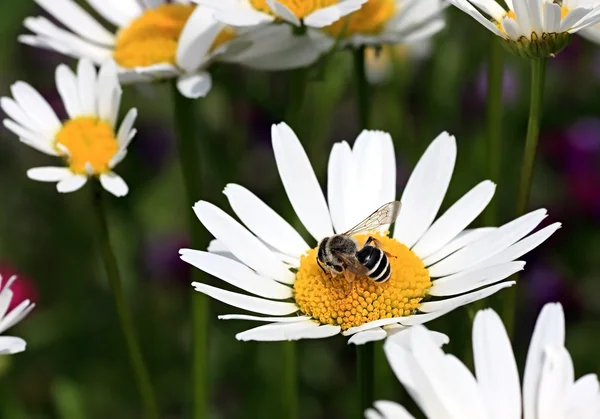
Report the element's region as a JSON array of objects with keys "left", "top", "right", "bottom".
[
  {"left": 0, "top": 289, "right": 13, "bottom": 320},
  {"left": 77, "top": 59, "right": 98, "bottom": 116},
  {"left": 544, "top": 2, "right": 562, "bottom": 33},
  {"left": 3, "top": 119, "right": 56, "bottom": 156},
  {"left": 565, "top": 374, "right": 600, "bottom": 418},
  {"left": 473, "top": 308, "right": 521, "bottom": 419},
  {"left": 537, "top": 346, "right": 573, "bottom": 419},
  {"left": 0, "top": 98, "right": 39, "bottom": 135},
  {"left": 55, "top": 64, "right": 82, "bottom": 118},
  {"left": 327, "top": 141, "right": 353, "bottom": 234},
  {"left": 0, "top": 300, "right": 35, "bottom": 333},
  {"left": 559, "top": 7, "right": 591, "bottom": 32},
  {"left": 272, "top": 122, "right": 333, "bottom": 241},
  {"left": 197, "top": 0, "right": 275, "bottom": 26},
  {"left": 193, "top": 201, "right": 295, "bottom": 283},
  {"left": 192, "top": 282, "right": 298, "bottom": 315},
  {"left": 85, "top": 0, "right": 143, "bottom": 27},
  {"left": 423, "top": 228, "right": 496, "bottom": 266},
  {"left": 394, "top": 132, "right": 456, "bottom": 249},
  {"left": 116, "top": 108, "right": 138, "bottom": 149},
  {"left": 347, "top": 328, "right": 387, "bottom": 345},
  {"left": 0, "top": 337, "right": 26, "bottom": 355},
  {"left": 427, "top": 209, "right": 547, "bottom": 277},
  {"left": 218, "top": 314, "right": 311, "bottom": 322},
  {"left": 180, "top": 249, "right": 292, "bottom": 299},
  {"left": 371, "top": 401, "right": 416, "bottom": 419},
  {"left": 418, "top": 281, "right": 515, "bottom": 314},
  {"left": 176, "top": 7, "right": 222, "bottom": 72},
  {"left": 34, "top": 0, "right": 116, "bottom": 45},
  {"left": 512, "top": 0, "right": 532, "bottom": 36},
  {"left": 267, "top": 0, "right": 301, "bottom": 26},
  {"left": 99, "top": 172, "right": 128, "bottom": 197},
  {"left": 365, "top": 407, "right": 385, "bottom": 419},
  {"left": 502, "top": 17, "right": 521, "bottom": 39},
  {"left": 96, "top": 60, "right": 121, "bottom": 127},
  {"left": 525, "top": 0, "right": 544, "bottom": 34},
  {"left": 428, "top": 261, "right": 524, "bottom": 296},
  {"left": 469, "top": 0, "right": 507, "bottom": 21},
  {"left": 10, "top": 81, "right": 62, "bottom": 135},
  {"left": 235, "top": 321, "right": 339, "bottom": 341},
  {"left": 56, "top": 174, "right": 88, "bottom": 193},
  {"left": 177, "top": 73, "right": 213, "bottom": 99},
  {"left": 523, "top": 303, "right": 565, "bottom": 419},
  {"left": 27, "top": 166, "right": 72, "bottom": 182},
  {"left": 446, "top": 0, "right": 507, "bottom": 38},
  {"left": 224, "top": 184, "right": 310, "bottom": 257},
  {"left": 412, "top": 181, "right": 496, "bottom": 259},
  {"left": 304, "top": 0, "right": 368, "bottom": 28}
]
